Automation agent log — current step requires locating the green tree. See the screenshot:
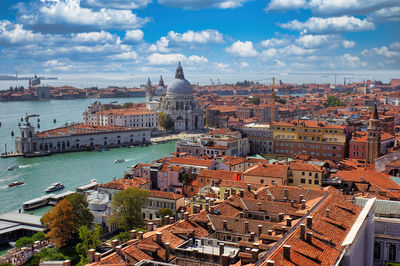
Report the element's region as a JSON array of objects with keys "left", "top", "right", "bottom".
[
  {"left": 66, "top": 193, "right": 94, "bottom": 229},
  {"left": 15, "top": 237, "right": 34, "bottom": 248},
  {"left": 324, "top": 96, "right": 345, "bottom": 107},
  {"left": 110, "top": 188, "right": 149, "bottom": 231},
  {"left": 76, "top": 225, "right": 102, "bottom": 266},
  {"left": 41, "top": 199, "right": 77, "bottom": 248},
  {"left": 32, "top": 231, "right": 46, "bottom": 242},
  {"left": 122, "top": 102, "right": 134, "bottom": 108},
  {"left": 111, "top": 231, "right": 131, "bottom": 244},
  {"left": 248, "top": 97, "right": 260, "bottom": 105},
  {"left": 158, "top": 112, "right": 174, "bottom": 131}
]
